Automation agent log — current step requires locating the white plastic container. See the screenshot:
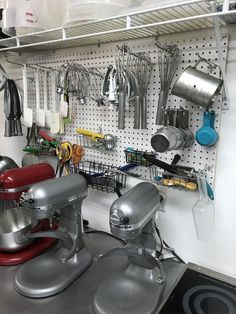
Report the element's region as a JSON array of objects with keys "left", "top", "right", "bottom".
[
  {"left": 29, "top": 0, "right": 65, "bottom": 30},
  {"left": 140, "top": 0, "right": 194, "bottom": 9},
  {"left": 1, "top": 0, "right": 43, "bottom": 36},
  {"left": 63, "top": 0, "right": 143, "bottom": 27}
]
